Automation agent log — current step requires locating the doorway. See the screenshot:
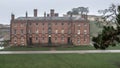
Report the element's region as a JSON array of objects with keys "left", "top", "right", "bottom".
[
  {"left": 68, "top": 37, "right": 71, "bottom": 44},
  {"left": 29, "top": 37, "right": 32, "bottom": 45},
  {"left": 48, "top": 37, "right": 51, "bottom": 44}
]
